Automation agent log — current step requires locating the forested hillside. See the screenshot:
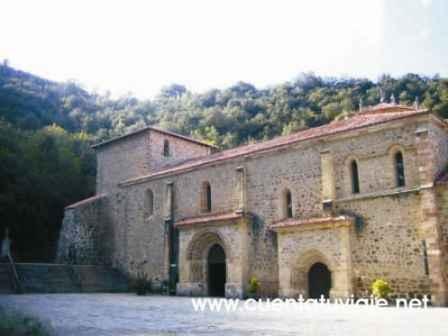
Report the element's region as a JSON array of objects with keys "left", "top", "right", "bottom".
[{"left": 1, "top": 61, "right": 448, "bottom": 261}]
